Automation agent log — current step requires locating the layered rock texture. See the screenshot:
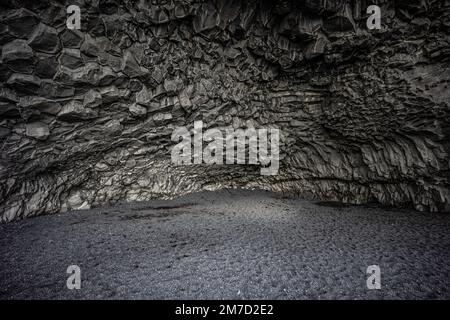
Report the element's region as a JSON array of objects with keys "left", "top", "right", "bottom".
[{"left": 1, "top": 0, "right": 449, "bottom": 221}]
